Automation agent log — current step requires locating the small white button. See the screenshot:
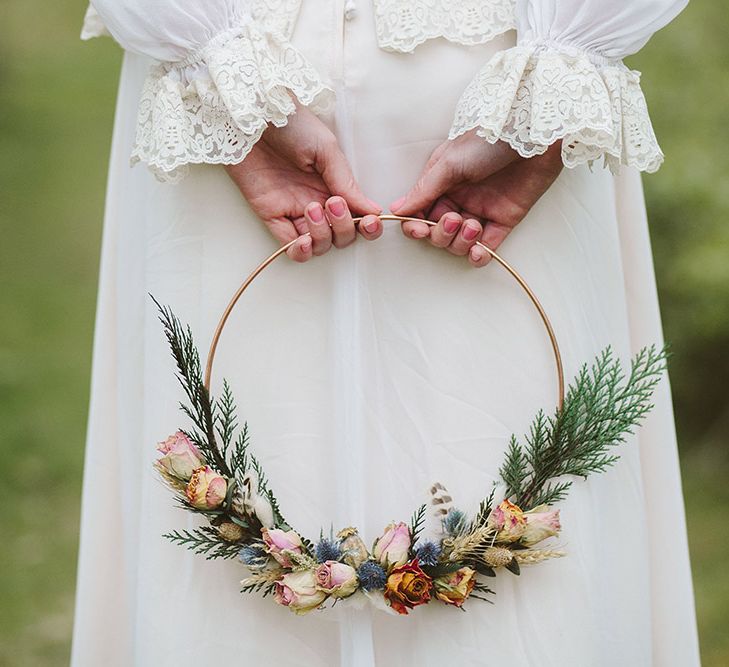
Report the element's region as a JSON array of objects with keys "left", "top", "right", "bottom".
[{"left": 344, "top": 0, "right": 357, "bottom": 20}]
